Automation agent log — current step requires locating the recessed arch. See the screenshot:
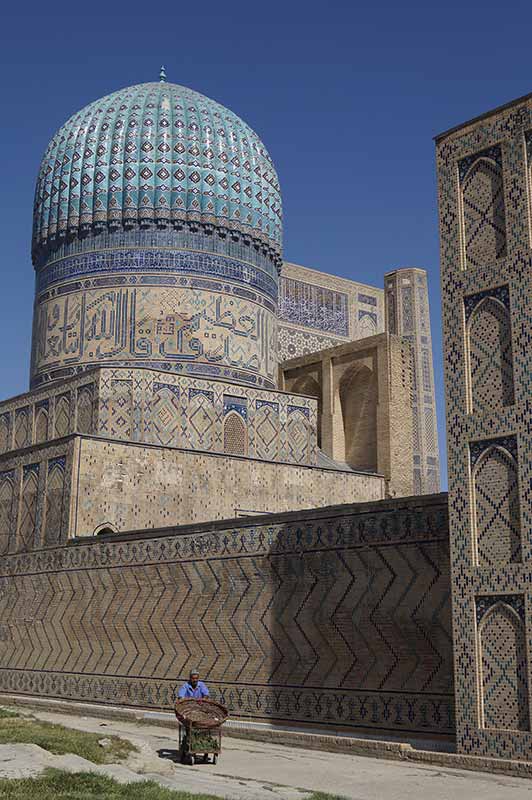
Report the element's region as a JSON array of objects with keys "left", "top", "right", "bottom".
[
  {"left": 291, "top": 374, "right": 322, "bottom": 448},
  {"left": 0, "top": 416, "right": 10, "bottom": 454},
  {"left": 223, "top": 412, "right": 247, "bottom": 456},
  {"left": 35, "top": 407, "right": 49, "bottom": 444},
  {"left": 466, "top": 296, "right": 514, "bottom": 413},
  {"left": 339, "top": 363, "right": 378, "bottom": 471},
  {"left": 472, "top": 445, "right": 521, "bottom": 566},
  {"left": 76, "top": 385, "right": 94, "bottom": 435},
  {"left": 18, "top": 468, "right": 39, "bottom": 552},
  {"left": 94, "top": 522, "right": 118, "bottom": 536},
  {"left": 44, "top": 462, "right": 65, "bottom": 547},
  {"left": 0, "top": 474, "right": 15, "bottom": 556},
  {"left": 461, "top": 155, "right": 506, "bottom": 268},
  {"left": 54, "top": 395, "right": 71, "bottom": 438},
  {"left": 478, "top": 602, "right": 529, "bottom": 730}
]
